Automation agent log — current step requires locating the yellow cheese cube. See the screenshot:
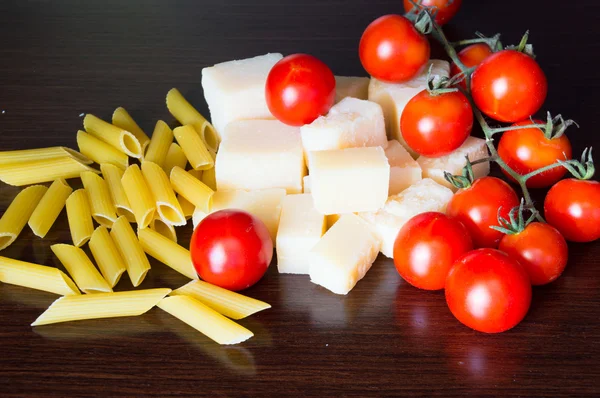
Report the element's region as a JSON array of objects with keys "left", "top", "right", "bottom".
[
  {"left": 385, "top": 139, "right": 422, "bottom": 195},
  {"left": 334, "top": 76, "right": 370, "bottom": 103}
]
